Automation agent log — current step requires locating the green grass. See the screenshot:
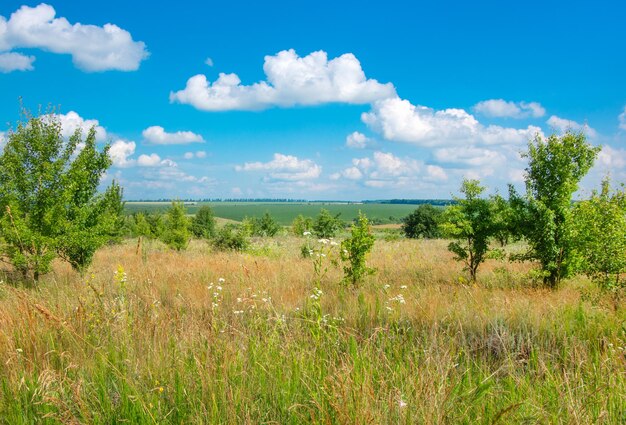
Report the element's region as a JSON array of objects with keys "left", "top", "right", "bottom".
[{"left": 124, "top": 202, "right": 420, "bottom": 225}]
